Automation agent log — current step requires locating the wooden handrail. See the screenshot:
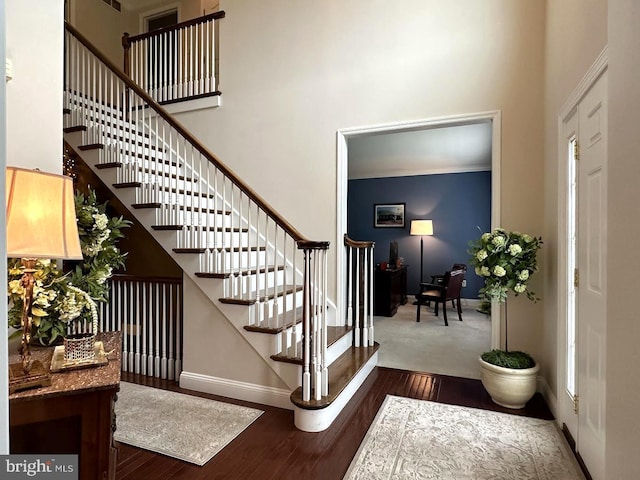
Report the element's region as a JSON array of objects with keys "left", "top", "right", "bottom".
[
  {"left": 344, "top": 235, "right": 374, "bottom": 249},
  {"left": 66, "top": 22, "right": 326, "bottom": 248},
  {"left": 123, "top": 11, "right": 226, "bottom": 45}
]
